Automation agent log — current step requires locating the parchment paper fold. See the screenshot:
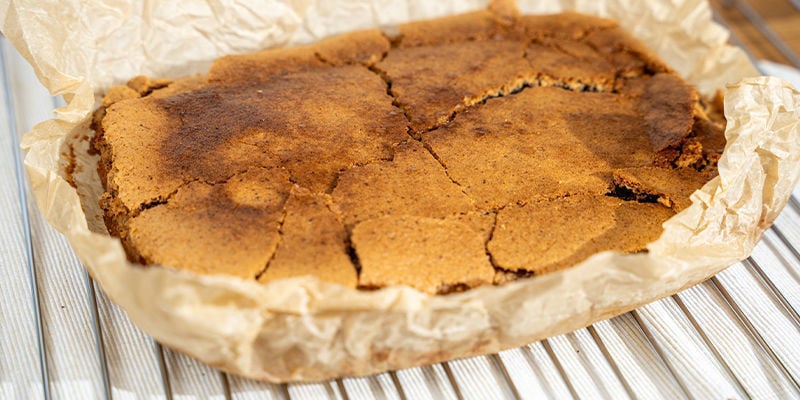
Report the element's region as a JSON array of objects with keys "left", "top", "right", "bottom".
[{"left": 4, "top": 0, "right": 800, "bottom": 382}]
